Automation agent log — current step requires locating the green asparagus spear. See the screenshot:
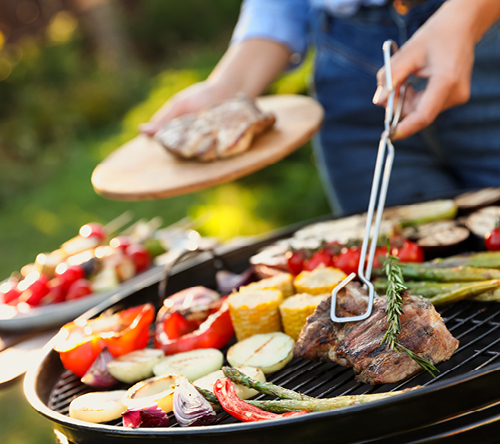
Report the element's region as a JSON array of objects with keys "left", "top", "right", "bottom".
[
  {"left": 399, "top": 263, "right": 500, "bottom": 282},
  {"left": 221, "top": 367, "right": 314, "bottom": 400},
  {"left": 429, "top": 280, "right": 500, "bottom": 306},
  {"left": 246, "top": 389, "right": 418, "bottom": 413},
  {"left": 472, "top": 288, "right": 500, "bottom": 302},
  {"left": 375, "top": 279, "right": 500, "bottom": 303},
  {"left": 427, "top": 251, "right": 500, "bottom": 270}
]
